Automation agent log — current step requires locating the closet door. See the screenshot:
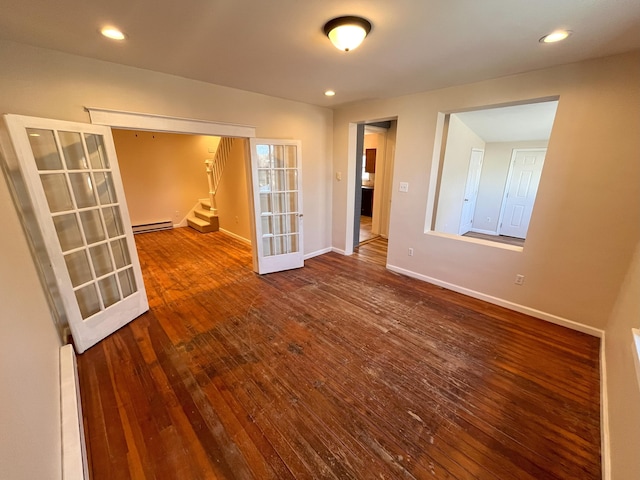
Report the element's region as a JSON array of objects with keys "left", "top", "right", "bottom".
[{"left": 2, "top": 114, "right": 148, "bottom": 353}]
